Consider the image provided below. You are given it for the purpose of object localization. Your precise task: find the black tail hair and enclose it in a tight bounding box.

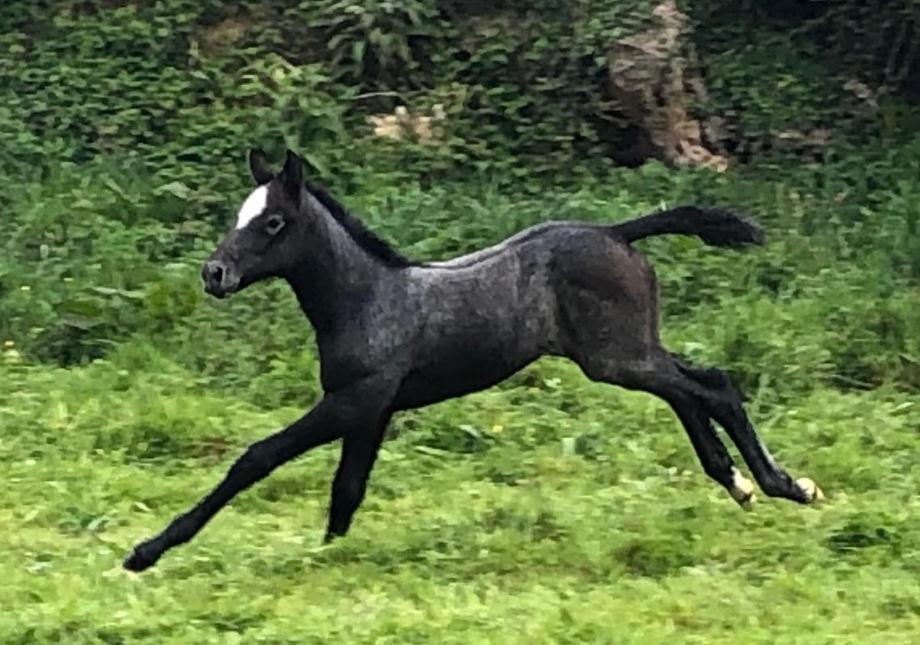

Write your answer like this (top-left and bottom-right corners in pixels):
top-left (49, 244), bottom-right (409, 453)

top-left (609, 205), bottom-right (764, 248)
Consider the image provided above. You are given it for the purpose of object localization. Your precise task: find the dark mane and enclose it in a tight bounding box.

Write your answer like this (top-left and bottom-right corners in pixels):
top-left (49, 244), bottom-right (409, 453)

top-left (305, 182), bottom-right (415, 268)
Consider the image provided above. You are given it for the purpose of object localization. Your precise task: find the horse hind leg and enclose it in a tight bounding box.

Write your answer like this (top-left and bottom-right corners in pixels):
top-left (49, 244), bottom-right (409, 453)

top-left (555, 243), bottom-right (820, 506)
top-left (673, 357), bottom-right (824, 504)
top-left (577, 347), bottom-right (822, 506)
top-left (575, 348), bottom-right (756, 508)
top-left (670, 399), bottom-right (757, 509)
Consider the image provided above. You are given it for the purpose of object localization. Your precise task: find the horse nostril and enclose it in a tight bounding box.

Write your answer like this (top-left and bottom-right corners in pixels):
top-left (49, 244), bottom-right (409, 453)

top-left (203, 261), bottom-right (225, 286)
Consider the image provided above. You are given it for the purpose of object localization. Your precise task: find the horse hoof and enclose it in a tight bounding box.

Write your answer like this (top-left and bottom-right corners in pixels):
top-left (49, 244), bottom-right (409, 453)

top-left (123, 542), bottom-right (159, 572)
top-left (729, 469), bottom-right (756, 510)
top-left (738, 492), bottom-right (757, 511)
top-left (796, 477), bottom-right (825, 504)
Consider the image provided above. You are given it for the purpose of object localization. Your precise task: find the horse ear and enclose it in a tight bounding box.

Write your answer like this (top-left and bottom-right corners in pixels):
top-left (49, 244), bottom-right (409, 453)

top-left (280, 149), bottom-right (304, 202)
top-left (248, 148), bottom-right (274, 185)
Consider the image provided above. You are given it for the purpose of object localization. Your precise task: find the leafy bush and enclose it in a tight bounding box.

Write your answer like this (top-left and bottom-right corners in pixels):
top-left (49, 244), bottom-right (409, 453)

top-left (0, 0), bottom-right (918, 388)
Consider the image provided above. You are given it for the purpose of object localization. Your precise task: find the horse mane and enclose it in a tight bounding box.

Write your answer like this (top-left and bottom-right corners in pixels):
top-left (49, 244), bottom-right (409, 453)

top-left (304, 182), bottom-right (415, 268)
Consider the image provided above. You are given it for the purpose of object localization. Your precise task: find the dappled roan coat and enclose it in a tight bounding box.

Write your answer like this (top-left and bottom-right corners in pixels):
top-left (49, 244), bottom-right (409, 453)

top-left (123, 149), bottom-right (823, 572)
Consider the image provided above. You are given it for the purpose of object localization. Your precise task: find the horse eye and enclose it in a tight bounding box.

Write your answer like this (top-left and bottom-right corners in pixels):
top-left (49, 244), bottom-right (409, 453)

top-left (265, 214), bottom-right (285, 235)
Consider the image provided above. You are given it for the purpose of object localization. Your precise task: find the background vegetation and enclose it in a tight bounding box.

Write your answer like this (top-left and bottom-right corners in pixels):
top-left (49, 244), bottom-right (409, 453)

top-left (1, 0), bottom-right (918, 642)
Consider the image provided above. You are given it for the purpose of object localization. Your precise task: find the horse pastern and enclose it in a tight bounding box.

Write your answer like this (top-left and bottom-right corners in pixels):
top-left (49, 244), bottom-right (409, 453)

top-left (729, 468), bottom-right (756, 510)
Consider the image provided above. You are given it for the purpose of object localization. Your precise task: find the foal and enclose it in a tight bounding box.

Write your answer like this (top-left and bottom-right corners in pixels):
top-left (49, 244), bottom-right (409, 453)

top-left (124, 149), bottom-right (823, 572)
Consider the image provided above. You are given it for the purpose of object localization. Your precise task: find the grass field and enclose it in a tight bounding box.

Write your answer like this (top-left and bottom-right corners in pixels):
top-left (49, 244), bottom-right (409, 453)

top-left (3, 158), bottom-right (920, 642)
top-left (2, 2), bottom-right (919, 640)
top-left (2, 330), bottom-right (918, 643)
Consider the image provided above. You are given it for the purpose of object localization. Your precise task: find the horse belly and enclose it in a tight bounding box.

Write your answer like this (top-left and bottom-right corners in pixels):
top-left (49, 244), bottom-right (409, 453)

top-left (393, 338), bottom-right (537, 409)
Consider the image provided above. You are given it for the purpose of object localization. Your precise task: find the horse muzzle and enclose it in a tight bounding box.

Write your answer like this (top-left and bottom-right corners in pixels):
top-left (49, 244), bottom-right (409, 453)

top-left (201, 259), bottom-right (240, 298)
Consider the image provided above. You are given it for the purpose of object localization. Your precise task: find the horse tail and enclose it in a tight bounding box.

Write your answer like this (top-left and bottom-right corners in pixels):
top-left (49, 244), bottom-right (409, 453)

top-left (609, 205), bottom-right (764, 248)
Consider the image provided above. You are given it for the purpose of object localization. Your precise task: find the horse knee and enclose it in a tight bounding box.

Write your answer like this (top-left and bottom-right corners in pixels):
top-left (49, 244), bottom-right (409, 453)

top-left (229, 441), bottom-right (275, 478)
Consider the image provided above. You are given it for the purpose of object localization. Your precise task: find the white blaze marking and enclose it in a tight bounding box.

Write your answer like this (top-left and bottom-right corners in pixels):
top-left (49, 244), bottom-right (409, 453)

top-left (235, 185), bottom-right (268, 230)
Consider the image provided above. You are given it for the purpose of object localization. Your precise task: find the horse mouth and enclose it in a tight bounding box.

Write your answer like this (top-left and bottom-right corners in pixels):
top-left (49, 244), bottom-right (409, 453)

top-left (204, 283), bottom-right (236, 299)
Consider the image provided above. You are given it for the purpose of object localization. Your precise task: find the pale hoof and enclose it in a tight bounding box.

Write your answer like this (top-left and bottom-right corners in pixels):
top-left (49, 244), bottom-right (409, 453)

top-left (738, 492), bottom-right (757, 511)
top-left (729, 468), bottom-right (756, 510)
top-left (796, 477), bottom-right (825, 503)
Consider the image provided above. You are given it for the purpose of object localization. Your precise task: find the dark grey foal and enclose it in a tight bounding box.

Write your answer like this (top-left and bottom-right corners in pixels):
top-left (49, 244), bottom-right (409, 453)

top-left (123, 149), bottom-right (823, 572)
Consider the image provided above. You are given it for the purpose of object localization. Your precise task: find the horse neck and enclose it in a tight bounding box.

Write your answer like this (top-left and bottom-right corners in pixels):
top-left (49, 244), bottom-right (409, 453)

top-left (285, 192), bottom-right (386, 333)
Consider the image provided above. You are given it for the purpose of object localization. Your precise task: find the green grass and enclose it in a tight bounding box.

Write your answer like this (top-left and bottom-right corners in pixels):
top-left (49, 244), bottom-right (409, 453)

top-left (3, 135), bottom-right (920, 643)
top-left (3, 3), bottom-right (919, 639)
top-left (2, 348), bottom-right (918, 643)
